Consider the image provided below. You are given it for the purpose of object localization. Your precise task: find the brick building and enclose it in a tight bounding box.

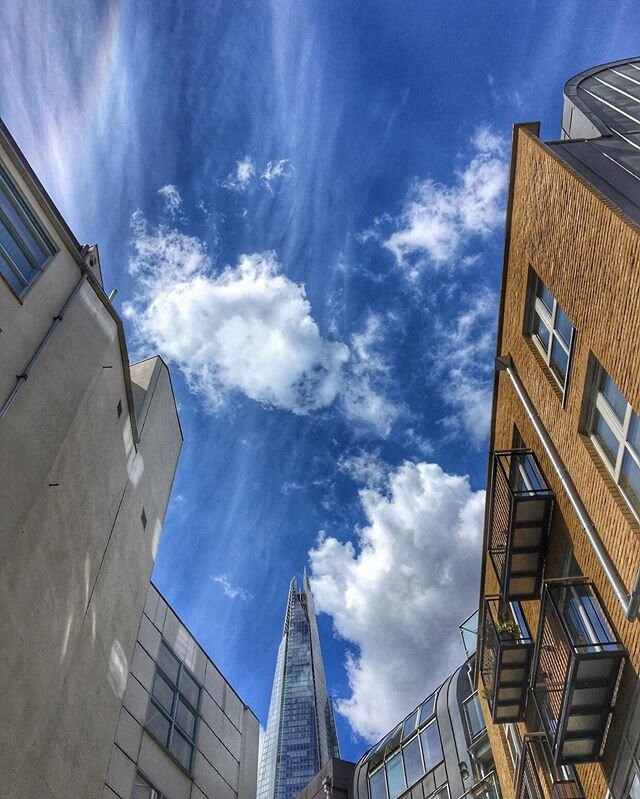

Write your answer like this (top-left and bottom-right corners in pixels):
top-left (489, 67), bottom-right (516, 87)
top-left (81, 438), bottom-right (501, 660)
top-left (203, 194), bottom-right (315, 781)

top-left (477, 59), bottom-right (640, 799)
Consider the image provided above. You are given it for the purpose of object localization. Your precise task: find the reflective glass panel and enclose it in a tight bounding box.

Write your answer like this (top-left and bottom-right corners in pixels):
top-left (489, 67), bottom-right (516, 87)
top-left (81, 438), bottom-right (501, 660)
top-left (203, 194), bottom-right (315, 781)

top-left (533, 314), bottom-right (550, 352)
top-left (370, 768), bottom-right (388, 799)
top-left (628, 413), bottom-right (640, 454)
top-left (170, 728), bottom-right (194, 771)
top-left (601, 373), bottom-right (627, 422)
top-left (403, 736), bottom-right (424, 786)
top-left (420, 722), bottom-right (443, 772)
top-left (157, 642), bottom-right (180, 684)
top-left (418, 694), bottom-right (436, 726)
top-left (594, 412), bottom-right (619, 465)
top-left (179, 670), bottom-right (200, 708)
top-left (145, 703), bottom-right (171, 746)
top-left (621, 450), bottom-right (640, 512)
top-left (550, 338), bottom-right (569, 384)
top-left (536, 280), bottom-right (554, 312)
top-left (152, 672), bottom-right (175, 714)
top-left (554, 306), bottom-right (573, 347)
top-left (386, 752), bottom-right (406, 799)
top-left (402, 710), bottom-right (419, 739)
top-left (464, 694), bottom-right (485, 739)
top-left (176, 698), bottom-right (196, 738)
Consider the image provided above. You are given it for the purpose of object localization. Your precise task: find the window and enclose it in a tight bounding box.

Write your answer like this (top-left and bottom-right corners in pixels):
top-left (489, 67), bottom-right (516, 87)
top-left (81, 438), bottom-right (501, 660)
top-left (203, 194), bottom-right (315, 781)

top-left (463, 692), bottom-right (485, 740)
top-left (145, 640), bottom-right (200, 773)
top-left (132, 772), bottom-right (166, 799)
top-left (0, 164), bottom-right (56, 296)
top-left (420, 721), bottom-right (443, 773)
top-left (584, 357), bottom-right (640, 520)
top-left (525, 270), bottom-right (575, 397)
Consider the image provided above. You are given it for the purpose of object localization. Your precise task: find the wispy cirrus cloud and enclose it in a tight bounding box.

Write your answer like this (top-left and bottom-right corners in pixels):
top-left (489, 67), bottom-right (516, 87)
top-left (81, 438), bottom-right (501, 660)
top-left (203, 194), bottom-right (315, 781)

top-left (380, 127), bottom-right (508, 277)
top-left (309, 458), bottom-right (484, 741)
top-left (213, 574), bottom-right (253, 602)
top-left (261, 158), bottom-right (293, 184)
top-left (222, 155), bottom-right (256, 191)
top-left (158, 184), bottom-right (185, 221)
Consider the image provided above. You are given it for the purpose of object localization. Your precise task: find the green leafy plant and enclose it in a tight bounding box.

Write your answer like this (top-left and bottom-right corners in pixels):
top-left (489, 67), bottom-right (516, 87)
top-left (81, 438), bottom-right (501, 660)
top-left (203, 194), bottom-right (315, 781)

top-left (495, 620), bottom-right (520, 639)
top-left (481, 685), bottom-right (492, 702)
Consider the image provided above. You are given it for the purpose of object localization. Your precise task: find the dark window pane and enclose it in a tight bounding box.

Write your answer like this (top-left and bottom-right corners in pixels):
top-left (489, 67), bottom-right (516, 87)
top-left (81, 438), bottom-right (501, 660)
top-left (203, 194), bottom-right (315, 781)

top-left (0, 220), bottom-right (37, 283)
top-left (157, 642), bottom-right (180, 685)
top-left (419, 694), bottom-right (436, 726)
top-left (594, 412), bottom-right (619, 465)
top-left (420, 722), bottom-right (443, 773)
top-left (152, 671), bottom-right (175, 714)
top-left (601, 373), bottom-right (627, 422)
top-left (403, 736), bottom-right (424, 786)
top-left (621, 450), bottom-right (640, 513)
top-left (628, 413), bottom-right (640, 454)
top-left (170, 728), bottom-right (194, 771)
top-left (370, 768), bottom-right (388, 799)
top-left (536, 279), bottom-right (554, 313)
top-left (146, 702), bottom-right (171, 747)
top-left (176, 697), bottom-right (196, 739)
top-left (179, 670), bottom-right (200, 708)
top-left (550, 338), bottom-right (569, 384)
top-left (386, 752), bottom-right (406, 799)
top-left (464, 695), bottom-right (485, 739)
top-left (402, 710), bottom-right (419, 739)
top-left (0, 251), bottom-right (25, 292)
top-left (554, 305), bottom-right (573, 347)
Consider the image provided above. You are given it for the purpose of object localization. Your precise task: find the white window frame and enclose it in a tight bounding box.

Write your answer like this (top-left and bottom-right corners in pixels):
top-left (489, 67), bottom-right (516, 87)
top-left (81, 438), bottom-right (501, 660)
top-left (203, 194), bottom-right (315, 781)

top-left (584, 358), bottom-right (640, 524)
top-left (526, 271), bottom-right (576, 404)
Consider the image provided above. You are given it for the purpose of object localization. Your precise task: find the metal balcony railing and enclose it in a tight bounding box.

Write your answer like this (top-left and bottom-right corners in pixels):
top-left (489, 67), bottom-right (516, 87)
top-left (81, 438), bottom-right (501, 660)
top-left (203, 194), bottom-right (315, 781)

top-left (480, 597), bottom-right (534, 723)
top-left (458, 771), bottom-right (501, 799)
top-left (515, 737), bottom-right (585, 799)
top-left (531, 579), bottom-right (627, 764)
top-left (488, 450), bottom-right (554, 601)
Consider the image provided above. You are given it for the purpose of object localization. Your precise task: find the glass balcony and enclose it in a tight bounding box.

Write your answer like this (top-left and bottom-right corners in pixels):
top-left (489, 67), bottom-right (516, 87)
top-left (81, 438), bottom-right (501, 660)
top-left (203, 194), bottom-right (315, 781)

top-left (480, 597), bottom-right (534, 723)
top-left (531, 579), bottom-right (627, 764)
top-left (489, 450), bottom-right (554, 601)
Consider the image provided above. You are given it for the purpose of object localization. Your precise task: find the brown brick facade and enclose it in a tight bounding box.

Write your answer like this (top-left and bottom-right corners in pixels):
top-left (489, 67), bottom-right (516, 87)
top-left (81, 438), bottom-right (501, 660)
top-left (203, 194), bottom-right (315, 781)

top-left (480, 127), bottom-right (640, 799)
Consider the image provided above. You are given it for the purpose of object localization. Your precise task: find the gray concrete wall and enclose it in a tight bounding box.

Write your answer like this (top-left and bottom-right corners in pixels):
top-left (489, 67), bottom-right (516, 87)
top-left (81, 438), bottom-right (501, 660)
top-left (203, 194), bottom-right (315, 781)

top-left (0, 141), bottom-right (182, 797)
top-left (105, 583), bottom-right (260, 799)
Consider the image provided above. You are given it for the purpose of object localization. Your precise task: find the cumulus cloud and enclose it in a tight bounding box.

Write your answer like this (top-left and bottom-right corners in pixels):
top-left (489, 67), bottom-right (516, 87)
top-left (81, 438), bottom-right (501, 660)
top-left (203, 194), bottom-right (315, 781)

top-left (338, 449), bottom-right (388, 493)
top-left (124, 213), bottom-right (349, 414)
top-left (431, 292), bottom-right (497, 446)
top-left (158, 184), bottom-right (184, 220)
top-left (383, 127), bottom-right (508, 275)
top-left (212, 574), bottom-right (253, 601)
top-left (223, 155), bottom-right (256, 191)
top-left (308, 460), bottom-right (484, 742)
top-left (341, 315), bottom-right (403, 438)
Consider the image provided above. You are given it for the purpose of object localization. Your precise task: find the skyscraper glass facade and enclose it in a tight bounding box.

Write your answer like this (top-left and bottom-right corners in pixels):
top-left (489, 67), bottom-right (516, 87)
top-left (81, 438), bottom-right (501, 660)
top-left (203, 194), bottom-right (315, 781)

top-left (257, 575), bottom-right (340, 799)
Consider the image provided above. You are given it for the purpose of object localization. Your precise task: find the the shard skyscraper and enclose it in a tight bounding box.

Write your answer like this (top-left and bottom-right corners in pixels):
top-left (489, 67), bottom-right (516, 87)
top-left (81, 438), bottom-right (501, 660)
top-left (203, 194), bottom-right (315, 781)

top-left (257, 574), bottom-right (340, 799)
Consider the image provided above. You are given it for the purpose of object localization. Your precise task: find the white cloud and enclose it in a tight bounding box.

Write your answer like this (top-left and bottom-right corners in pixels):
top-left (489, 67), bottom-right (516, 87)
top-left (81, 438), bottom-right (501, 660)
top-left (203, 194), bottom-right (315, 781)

top-left (212, 574), bottom-right (253, 601)
top-left (431, 292), bottom-right (496, 446)
top-left (223, 155), bottom-right (256, 191)
top-left (338, 449), bottom-right (388, 493)
top-left (158, 184), bottom-right (184, 220)
top-left (124, 214), bottom-right (349, 414)
top-left (308, 460), bottom-right (484, 742)
top-left (340, 315), bottom-right (403, 438)
top-left (261, 159), bottom-right (293, 183)
top-left (383, 127), bottom-right (508, 275)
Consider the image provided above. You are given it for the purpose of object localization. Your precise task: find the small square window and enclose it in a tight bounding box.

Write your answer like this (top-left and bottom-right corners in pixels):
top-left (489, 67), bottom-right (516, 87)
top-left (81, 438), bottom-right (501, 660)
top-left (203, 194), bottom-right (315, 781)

top-left (525, 269), bottom-right (576, 402)
top-left (583, 355), bottom-right (640, 522)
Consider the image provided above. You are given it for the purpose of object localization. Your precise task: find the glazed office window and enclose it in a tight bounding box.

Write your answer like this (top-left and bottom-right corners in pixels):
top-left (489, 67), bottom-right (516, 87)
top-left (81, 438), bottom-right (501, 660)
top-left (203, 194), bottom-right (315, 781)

top-left (131, 772), bottom-right (166, 799)
top-left (525, 270), bottom-right (575, 398)
top-left (584, 357), bottom-right (640, 521)
top-left (145, 640), bottom-right (201, 773)
top-left (0, 164), bottom-right (56, 296)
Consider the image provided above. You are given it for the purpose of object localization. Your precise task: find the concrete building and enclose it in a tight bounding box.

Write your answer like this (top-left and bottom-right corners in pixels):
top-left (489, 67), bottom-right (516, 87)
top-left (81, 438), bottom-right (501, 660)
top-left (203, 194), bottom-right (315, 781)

top-left (351, 653), bottom-right (499, 799)
top-left (294, 758), bottom-right (356, 799)
top-left (0, 119), bottom-right (182, 797)
top-left (258, 574), bottom-right (341, 799)
top-left (477, 58), bottom-right (640, 799)
top-left (106, 582), bottom-right (260, 799)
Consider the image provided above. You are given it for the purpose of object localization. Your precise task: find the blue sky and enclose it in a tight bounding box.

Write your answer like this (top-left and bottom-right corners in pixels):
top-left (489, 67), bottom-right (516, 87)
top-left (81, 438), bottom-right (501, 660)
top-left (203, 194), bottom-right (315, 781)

top-left (3, 0), bottom-right (640, 762)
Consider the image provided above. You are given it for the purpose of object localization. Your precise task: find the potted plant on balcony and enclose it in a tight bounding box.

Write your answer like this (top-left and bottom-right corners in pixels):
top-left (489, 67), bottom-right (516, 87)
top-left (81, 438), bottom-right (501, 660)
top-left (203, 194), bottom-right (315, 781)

top-left (495, 620), bottom-right (520, 640)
